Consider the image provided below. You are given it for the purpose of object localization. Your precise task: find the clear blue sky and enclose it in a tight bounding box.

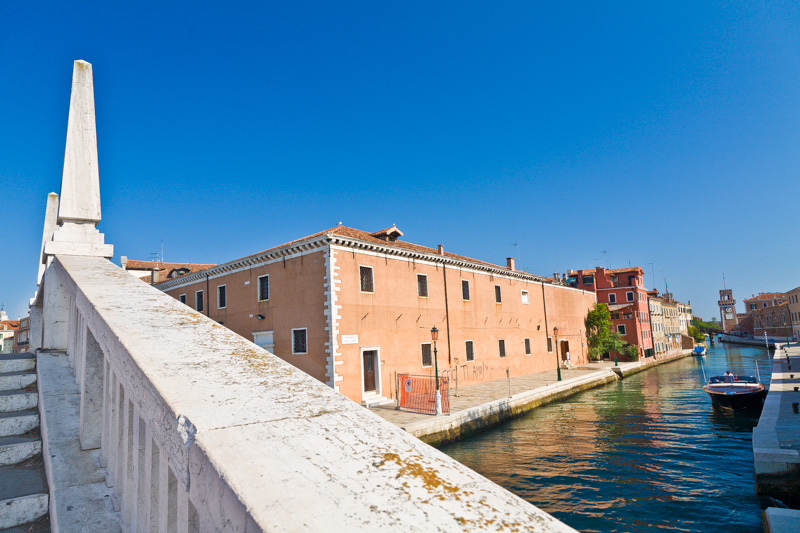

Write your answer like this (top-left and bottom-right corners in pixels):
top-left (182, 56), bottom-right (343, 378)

top-left (2, 2), bottom-right (799, 322)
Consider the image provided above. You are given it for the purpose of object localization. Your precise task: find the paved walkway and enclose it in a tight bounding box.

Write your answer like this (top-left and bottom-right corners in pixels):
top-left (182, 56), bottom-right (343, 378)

top-left (371, 361), bottom-right (636, 427)
top-left (371, 352), bottom-right (693, 445)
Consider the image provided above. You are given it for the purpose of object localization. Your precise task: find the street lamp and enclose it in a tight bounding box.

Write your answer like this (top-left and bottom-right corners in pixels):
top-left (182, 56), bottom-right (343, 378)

top-left (431, 326), bottom-right (442, 415)
top-left (553, 326), bottom-right (562, 381)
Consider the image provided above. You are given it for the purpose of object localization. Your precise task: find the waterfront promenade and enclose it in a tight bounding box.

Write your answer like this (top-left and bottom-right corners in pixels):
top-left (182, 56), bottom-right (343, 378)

top-left (372, 350), bottom-right (692, 446)
top-left (754, 343), bottom-right (800, 532)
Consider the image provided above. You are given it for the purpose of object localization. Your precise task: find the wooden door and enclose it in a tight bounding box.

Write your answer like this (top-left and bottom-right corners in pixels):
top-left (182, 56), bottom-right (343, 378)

top-left (363, 350), bottom-right (377, 392)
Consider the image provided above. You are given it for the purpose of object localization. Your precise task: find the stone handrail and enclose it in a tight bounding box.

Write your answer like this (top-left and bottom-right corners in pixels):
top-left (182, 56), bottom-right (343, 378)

top-left (45, 254), bottom-right (574, 532)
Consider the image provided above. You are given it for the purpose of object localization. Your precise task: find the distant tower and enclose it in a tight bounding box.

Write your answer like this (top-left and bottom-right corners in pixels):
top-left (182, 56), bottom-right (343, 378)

top-left (718, 289), bottom-right (739, 332)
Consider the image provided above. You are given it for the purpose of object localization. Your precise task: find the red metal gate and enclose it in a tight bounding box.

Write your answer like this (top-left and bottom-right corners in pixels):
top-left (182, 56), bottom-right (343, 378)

top-left (397, 373), bottom-right (450, 415)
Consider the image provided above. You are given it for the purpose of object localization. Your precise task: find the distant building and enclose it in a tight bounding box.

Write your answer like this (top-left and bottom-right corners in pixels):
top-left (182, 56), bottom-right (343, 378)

top-left (120, 258), bottom-right (216, 285)
top-left (0, 308), bottom-right (19, 354)
top-left (14, 315), bottom-right (30, 353)
top-left (787, 286), bottom-right (800, 342)
top-left (744, 292), bottom-right (787, 313)
top-left (718, 289), bottom-right (738, 332)
top-left (647, 291), bottom-right (667, 357)
top-left (751, 302), bottom-right (792, 341)
top-left (567, 266), bottom-right (654, 359)
top-left (155, 225), bottom-right (597, 405)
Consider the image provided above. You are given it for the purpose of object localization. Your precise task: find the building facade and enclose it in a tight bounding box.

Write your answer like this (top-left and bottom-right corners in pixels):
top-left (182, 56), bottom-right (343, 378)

top-left (156, 225), bottom-right (597, 405)
top-left (13, 315), bottom-right (30, 353)
top-left (567, 266), bottom-right (653, 359)
top-left (752, 302), bottom-right (793, 341)
top-left (648, 293), bottom-right (667, 357)
top-left (787, 286), bottom-right (800, 342)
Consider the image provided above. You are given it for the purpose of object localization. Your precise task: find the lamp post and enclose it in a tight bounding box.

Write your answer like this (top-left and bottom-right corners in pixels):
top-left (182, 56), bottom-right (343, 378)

top-left (553, 327), bottom-right (562, 381)
top-left (431, 326), bottom-right (442, 415)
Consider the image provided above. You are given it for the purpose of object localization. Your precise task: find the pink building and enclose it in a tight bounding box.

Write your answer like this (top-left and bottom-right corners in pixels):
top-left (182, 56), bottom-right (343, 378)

top-left (153, 225), bottom-right (597, 405)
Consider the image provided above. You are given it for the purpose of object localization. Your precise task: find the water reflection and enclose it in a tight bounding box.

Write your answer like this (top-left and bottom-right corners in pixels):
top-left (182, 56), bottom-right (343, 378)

top-left (442, 344), bottom-right (771, 533)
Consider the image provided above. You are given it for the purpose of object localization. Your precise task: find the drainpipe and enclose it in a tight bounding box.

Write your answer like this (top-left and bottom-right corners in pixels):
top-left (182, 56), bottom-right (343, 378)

top-left (541, 280), bottom-right (550, 358)
top-left (205, 274), bottom-right (210, 317)
top-left (440, 247), bottom-right (453, 365)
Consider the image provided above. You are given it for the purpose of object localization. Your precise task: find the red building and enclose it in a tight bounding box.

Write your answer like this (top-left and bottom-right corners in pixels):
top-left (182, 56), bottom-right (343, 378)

top-left (567, 267), bottom-right (654, 360)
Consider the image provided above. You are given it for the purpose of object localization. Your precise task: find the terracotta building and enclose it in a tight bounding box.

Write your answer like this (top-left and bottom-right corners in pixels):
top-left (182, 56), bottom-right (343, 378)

top-left (121, 258), bottom-right (216, 284)
top-left (13, 315), bottom-right (30, 353)
top-left (751, 302), bottom-right (793, 342)
top-left (787, 286), bottom-right (800, 342)
top-left (154, 225), bottom-right (596, 405)
top-left (566, 266), bottom-right (654, 359)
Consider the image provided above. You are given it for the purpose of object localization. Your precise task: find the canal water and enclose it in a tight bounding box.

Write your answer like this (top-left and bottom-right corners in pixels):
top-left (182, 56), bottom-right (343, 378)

top-left (441, 342), bottom-right (773, 533)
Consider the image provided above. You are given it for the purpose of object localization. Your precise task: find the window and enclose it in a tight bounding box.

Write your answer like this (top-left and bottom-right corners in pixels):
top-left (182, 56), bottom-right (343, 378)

top-left (617, 324), bottom-right (626, 335)
top-left (626, 291), bottom-right (634, 302)
top-left (417, 274), bottom-right (428, 297)
top-left (495, 285), bottom-right (502, 303)
top-left (498, 339), bottom-right (506, 358)
top-left (421, 343), bottom-right (433, 367)
top-left (252, 331), bottom-right (274, 352)
top-left (609, 293), bottom-right (617, 304)
top-left (258, 275), bottom-right (269, 301)
top-left (461, 280), bottom-right (470, 301)
top-left (547, 336), bottom-right (553, 352)
top-left (178, 294), bottom-right (187, 304)
top-left (521, 290), bottom-right (529, 304)
top-left (582, 275), bottom-right (594, 285)
top-left (217, 285), bottom-right (227, 309)
top-left (465, 340), bottom-right (474, 362)
top-left (195, 290), bottom-right (204, 312)
top-left (524, 338), bottom-right (531, 355)
top-left (360, 266), bottom-right (374, 293)
top-left (763, 303), bottom-right (768, 308)
top-left (292, 328), bottom-right (307, 354)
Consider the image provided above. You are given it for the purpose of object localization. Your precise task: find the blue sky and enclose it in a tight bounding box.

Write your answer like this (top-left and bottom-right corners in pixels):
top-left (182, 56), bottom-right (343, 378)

top-left (2, 2), bottom-right (799, 322)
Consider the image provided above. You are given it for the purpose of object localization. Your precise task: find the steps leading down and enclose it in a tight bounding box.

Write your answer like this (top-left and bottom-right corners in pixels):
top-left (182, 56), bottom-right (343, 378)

top-left (0, 353), bottom-right (49, 531)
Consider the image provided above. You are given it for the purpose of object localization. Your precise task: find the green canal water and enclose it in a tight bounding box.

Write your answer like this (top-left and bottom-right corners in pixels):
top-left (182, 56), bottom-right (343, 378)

top-left (441, 342), bottom-right (774, 532)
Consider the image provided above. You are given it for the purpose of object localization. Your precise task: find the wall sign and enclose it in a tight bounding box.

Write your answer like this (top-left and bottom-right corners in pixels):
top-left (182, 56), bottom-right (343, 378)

top-left (341, 335), bottom-right (359, 345)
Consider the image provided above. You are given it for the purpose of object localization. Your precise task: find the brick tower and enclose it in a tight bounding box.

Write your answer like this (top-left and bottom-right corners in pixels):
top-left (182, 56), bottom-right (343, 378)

top-left (718, 289), bottom-right (738, 332)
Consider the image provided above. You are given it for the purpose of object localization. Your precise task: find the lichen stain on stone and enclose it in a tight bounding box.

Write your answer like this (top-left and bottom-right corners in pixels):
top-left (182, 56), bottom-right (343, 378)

top-left (378, 453), bottom-right (459, 495)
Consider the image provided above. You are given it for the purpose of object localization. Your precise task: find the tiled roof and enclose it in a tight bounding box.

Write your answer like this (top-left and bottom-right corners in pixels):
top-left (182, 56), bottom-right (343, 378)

top-left (744, 292), bottom-right (787, 302)
top-left (240, 225), bottom-right (508, 271)
top-left (0, 320), bottom-right (20, 330)
top-left (125, 260), bottom-right (216, 272)
top-left (155, 224), bottom-right (555, 289)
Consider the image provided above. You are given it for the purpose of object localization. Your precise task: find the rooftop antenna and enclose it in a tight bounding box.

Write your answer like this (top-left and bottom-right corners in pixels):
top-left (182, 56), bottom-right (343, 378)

top-left (161, 240), bottom-right (164, 264)
top-left (601, 250), bottom-right (609, 268)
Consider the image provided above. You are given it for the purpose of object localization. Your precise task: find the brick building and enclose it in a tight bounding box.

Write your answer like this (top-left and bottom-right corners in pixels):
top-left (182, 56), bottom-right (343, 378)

top-left (154, 225), bottom-right (596, 405)
top-left (567, 266), bottom-right (653, 359)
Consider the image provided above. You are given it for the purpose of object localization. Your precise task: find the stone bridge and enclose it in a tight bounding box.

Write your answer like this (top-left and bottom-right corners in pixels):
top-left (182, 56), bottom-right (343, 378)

top-left (9, 60), bottom-right (576, 532)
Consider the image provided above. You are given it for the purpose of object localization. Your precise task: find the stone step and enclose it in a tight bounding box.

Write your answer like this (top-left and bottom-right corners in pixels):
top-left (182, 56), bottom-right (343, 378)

top-left (0, 493), bottom-right (49, 530)
top-left (0, 389), bottom-right (38, 413)
top-left (0, 371), bottom-right (37, 392)
top-left (0, 354), bottom-right (36, 374)
top-left (0, 458), bottom-right (49, 529)
top-left (0, 434), bottom-right (42, 466)
top-left (0, 409), bottom-right (39, 438)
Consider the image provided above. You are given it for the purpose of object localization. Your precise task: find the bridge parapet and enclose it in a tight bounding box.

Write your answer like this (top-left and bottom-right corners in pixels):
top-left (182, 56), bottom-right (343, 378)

top-left (39, 254), bottom-right (574, 531)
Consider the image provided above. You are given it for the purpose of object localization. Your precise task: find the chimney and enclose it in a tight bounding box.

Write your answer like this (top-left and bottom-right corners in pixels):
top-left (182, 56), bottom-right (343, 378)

top-left (554, 273), bottom-right (559, 280)
top-left (506, 257), bottom-right (515, 270)
top-left (121, 255), bottom-right (128, 270)
top-left (437, 245), bottom-right (444, 255)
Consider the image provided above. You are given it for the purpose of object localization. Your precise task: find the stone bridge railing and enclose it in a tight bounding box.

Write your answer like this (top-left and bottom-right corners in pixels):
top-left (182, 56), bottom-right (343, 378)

top-left (34, 254), bottom-right (573, 532)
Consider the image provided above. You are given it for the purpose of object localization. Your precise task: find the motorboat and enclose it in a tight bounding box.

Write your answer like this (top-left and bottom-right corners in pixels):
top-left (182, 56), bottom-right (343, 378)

top-left (692, 346), bottom-right (706, 356)
top-left (702, 374), bottom-right (767, 410)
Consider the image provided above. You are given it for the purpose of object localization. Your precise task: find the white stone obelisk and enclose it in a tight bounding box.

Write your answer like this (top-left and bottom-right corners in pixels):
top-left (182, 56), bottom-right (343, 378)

top-left (44, 60), bottom-right (113, 259)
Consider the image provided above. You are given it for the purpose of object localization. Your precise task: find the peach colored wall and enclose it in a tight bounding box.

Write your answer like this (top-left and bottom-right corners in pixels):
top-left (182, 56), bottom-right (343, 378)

top-left (333, 248), bottom-right (596, 403)
top-left (162, 250), bottom-right (330, 383)
top-left (161, 245), bottom-right (596, 405)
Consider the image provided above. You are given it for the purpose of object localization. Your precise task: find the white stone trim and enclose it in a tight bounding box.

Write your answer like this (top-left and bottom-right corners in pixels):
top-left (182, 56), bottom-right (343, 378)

top-left (323, 247), bottom-right (342, 391)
